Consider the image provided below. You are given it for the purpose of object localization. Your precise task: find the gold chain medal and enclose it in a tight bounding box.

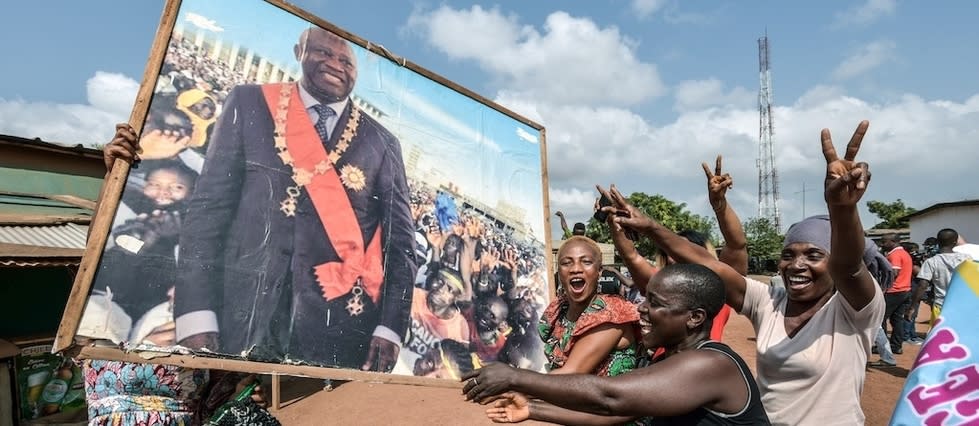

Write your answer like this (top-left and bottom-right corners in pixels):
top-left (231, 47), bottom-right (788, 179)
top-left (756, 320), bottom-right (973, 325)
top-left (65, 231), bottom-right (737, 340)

top-left (270, 84), bottom-right (362, 217)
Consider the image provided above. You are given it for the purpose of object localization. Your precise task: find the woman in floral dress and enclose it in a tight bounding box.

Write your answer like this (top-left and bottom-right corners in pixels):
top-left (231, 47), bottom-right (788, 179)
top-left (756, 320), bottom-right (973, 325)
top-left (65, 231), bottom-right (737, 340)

top-left (539, 236), bottom-right (640, 376)
top-left (84, 360), bottom-right (206, 425)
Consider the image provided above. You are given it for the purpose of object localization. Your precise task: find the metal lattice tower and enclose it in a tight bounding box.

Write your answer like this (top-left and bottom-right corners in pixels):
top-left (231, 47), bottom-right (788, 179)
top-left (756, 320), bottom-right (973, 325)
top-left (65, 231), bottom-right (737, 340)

top-left (757, 35), bottom-right (781, 231)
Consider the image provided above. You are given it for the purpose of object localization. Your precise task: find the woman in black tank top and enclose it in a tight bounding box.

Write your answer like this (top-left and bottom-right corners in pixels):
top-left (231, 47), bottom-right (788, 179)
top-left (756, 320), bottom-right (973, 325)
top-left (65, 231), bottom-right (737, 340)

top-left (462, 264), bottom-right (770, 425)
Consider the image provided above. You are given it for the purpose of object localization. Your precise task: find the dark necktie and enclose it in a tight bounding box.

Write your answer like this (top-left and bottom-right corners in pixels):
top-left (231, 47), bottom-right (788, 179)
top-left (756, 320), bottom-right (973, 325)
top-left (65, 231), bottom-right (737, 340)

top-left (312, 104), bottom-right (336, 144)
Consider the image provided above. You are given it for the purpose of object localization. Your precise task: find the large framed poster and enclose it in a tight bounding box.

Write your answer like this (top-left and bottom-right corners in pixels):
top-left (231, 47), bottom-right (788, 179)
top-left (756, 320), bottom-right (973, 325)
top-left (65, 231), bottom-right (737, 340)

top-left (55, 0), bottom-right (551, 385)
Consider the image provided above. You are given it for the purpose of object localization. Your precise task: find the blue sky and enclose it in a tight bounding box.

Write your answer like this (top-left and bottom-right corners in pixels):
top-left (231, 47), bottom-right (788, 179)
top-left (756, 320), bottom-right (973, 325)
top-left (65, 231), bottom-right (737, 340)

top-left (2, 0), bottom-right (978, 240)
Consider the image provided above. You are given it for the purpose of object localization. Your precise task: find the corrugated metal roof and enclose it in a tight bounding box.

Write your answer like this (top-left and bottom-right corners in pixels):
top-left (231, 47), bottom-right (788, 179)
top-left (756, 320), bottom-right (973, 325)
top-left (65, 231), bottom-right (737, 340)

top-left (0, 223), bottom-right (88, 249)
top-left (0, 258), bottom-right (79, 267)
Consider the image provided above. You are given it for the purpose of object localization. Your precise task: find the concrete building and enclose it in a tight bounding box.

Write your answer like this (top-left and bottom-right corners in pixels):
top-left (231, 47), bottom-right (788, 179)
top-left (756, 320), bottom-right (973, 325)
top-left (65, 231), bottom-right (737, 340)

top-left (903, 199), bottom-right (979, 245)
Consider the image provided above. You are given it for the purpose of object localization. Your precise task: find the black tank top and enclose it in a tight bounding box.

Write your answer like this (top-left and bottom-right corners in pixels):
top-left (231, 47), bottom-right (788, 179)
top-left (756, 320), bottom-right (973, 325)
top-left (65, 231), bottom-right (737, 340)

top-left (639, 341), bottom-right (771, 426)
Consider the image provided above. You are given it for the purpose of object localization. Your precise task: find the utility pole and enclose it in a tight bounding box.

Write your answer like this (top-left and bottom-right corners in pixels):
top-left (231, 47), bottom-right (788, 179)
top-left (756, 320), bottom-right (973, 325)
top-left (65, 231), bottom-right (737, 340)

top-left (794, 182), bottom-right (817, 220)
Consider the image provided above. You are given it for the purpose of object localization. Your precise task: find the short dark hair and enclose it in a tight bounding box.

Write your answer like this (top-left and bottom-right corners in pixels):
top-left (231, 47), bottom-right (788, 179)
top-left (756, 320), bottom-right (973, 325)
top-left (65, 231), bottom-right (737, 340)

top-left (657, 263), bottom-right (726, 319)
top-left (572, 222), bottom-right (587, 235)
top-left (881, 233), bottom-right (900, 243)
top-left (937, 228), bottom-right (959, 247)
top-left (143, 160), bottom-right (198, 185)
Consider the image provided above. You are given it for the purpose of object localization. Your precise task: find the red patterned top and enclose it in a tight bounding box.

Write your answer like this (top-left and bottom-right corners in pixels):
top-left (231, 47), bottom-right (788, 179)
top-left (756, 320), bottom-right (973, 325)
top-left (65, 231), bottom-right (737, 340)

top-left (539, 294), bottom-right (641, 376)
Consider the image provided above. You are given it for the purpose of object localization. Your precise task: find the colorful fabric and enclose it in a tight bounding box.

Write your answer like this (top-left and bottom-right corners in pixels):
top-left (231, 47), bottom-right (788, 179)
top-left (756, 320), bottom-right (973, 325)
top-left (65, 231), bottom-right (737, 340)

top-left (709, 304), bottom-right (732, 341)
top-left (85, 360), bottom-right (207, 426)
top-left (404, 287), bottom-right (470, 356)
top-left (539, 294), bottom-right (640, 377)
top-left (890, 260), bottom-right (979, 425)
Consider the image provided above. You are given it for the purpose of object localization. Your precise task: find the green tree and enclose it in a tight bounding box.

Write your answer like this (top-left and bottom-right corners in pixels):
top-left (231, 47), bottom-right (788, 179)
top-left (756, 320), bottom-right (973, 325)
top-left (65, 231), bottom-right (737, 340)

top-left (584, 192), bottom-right (715, 258)
top-left (743, 217), bottom-right (783, 271)
top-left (866, 199), bottom-right (917, 229)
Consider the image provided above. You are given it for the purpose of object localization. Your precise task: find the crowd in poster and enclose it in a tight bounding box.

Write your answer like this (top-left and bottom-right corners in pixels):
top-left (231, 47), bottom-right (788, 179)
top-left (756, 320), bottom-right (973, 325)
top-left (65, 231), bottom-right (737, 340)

top-left (77, 0), bottom-right (549, 379)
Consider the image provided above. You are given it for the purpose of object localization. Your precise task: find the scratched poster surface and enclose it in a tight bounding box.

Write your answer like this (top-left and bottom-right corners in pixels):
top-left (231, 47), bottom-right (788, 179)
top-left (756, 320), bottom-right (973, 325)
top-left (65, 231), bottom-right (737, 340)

top-left (76, 0), bottom-right (549, 379)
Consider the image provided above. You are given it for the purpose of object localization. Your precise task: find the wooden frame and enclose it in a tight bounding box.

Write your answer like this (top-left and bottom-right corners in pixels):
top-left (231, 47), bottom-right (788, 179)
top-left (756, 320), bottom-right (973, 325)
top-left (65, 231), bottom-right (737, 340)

top-left (54, 0), bottom-right (552, 387)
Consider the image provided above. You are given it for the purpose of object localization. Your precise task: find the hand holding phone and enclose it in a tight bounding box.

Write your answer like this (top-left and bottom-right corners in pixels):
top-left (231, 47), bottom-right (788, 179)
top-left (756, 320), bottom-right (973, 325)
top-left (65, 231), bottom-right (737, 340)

top-left (593, 194), bottom-right (613, 222)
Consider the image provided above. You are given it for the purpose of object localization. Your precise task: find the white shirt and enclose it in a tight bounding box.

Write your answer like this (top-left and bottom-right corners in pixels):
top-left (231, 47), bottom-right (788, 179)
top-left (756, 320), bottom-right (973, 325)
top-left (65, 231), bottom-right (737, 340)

top-left (741, 277), bottom-right (885, 425)
top-left (297, 82), bottom-right (348, 141)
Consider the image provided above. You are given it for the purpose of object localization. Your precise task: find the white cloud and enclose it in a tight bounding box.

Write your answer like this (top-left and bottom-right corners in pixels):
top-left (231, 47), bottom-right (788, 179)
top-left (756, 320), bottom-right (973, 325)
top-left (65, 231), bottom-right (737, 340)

top-left (185, 13), bottom-right (224, 33)
top-left (831, 40), bottom-right (897, 80)
top-left (549, 187), bottom-right (600, 224)
top-left (409, 5), bottom-right (978, 235)
top-left (406, 6), bottom-right (665, 107)
top-left (631, 0), bottom-right (667, 19)
top-left (516, 127), bottom-right (539, 144)
top-left (834, 0), bottom-right (897, 27)
top-left (674, 78), bottom-right (754, 112)
top-left (0, 72), bottom-right (138, 146)
top-left (500, 87), bottom-right (979, 235)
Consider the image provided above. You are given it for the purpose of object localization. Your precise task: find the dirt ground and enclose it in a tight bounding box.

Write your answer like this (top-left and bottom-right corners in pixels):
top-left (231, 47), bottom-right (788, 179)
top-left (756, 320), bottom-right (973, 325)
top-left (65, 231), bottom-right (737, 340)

top-left (273, 289), bottom-right (925, 425)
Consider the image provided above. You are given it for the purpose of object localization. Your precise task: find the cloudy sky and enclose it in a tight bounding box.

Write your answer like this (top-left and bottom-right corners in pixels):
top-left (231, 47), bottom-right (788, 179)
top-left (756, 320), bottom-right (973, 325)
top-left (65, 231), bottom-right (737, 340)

top-left (2, 0), bottom-right (977, 240)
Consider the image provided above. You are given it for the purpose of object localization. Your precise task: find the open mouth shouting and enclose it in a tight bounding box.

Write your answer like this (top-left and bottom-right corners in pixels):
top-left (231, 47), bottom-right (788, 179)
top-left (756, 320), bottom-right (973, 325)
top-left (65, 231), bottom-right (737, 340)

top-left (567, 277), bottom-right (588, 296)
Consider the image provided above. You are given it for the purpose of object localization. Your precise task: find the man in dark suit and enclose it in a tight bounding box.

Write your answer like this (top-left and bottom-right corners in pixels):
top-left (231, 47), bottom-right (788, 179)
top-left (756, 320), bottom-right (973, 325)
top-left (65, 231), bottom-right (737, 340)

top-left (174, 26), bottom-right (417, 372)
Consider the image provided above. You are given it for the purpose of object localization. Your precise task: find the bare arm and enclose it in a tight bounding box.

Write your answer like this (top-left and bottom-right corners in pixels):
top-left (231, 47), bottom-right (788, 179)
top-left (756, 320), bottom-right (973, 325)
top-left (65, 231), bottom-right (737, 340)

top-left (822, 121), bottom-right (877, 310)
top-left (556, 211), bottom-right (571, 236)
top-left (91, 124), bottom-right (140, 238)
top-left (465, 350), bottom-right (739, 419)
top-left (702, 156), bottom-right (748, 276)
top-left (549, 323), bottom-right (635, 375)
top-left (529, 400), bottom-right (635, 425)
top-left (606, 210), bottom-right (657, 288)
top-left (484, 392), bottom-right (634, 425)
top-left (600, 185), bottom-right (748, 311)
top-left (602, 267), bottom-right (634, 289)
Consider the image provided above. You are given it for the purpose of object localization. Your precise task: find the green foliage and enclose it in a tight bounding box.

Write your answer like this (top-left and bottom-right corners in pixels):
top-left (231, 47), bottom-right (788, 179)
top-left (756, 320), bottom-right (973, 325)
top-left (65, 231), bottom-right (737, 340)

top-left (743, 217), bottom-right (784, 268)
top-left (867, 199), bottom-right (917, 229)
top-left (584, 192), bottom-right (715, 258)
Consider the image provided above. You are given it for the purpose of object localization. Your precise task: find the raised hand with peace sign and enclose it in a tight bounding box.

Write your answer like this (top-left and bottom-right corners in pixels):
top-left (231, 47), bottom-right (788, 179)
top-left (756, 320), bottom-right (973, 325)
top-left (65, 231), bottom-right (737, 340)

top-left (702, 155), bottom-right (733, 212)
top-left (822, 120), bottom-right (871, 207)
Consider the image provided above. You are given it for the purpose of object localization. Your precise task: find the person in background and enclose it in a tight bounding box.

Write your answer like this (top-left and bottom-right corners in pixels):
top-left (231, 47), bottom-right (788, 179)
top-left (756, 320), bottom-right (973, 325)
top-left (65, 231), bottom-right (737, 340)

top-left (555, 210), bottom-right (586, 240)
top-left (879, 233), bottom-right (912, 355)
top-left (698, 155), bottom-right (748, 341)
top-left (908, 228), bottom-right (973, 327)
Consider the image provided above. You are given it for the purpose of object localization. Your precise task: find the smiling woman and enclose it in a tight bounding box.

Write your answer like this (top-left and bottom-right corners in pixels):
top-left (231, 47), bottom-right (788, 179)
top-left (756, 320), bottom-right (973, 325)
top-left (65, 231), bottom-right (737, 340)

top-left (540, 236), bottom-right (640, 377)
top-left (589, 120), bottom-right (886, 425)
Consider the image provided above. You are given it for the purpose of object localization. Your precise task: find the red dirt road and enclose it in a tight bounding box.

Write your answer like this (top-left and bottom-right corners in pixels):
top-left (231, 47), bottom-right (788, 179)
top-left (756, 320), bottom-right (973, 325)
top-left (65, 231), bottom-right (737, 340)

top-left (274, 299), bottom-right (925, 425)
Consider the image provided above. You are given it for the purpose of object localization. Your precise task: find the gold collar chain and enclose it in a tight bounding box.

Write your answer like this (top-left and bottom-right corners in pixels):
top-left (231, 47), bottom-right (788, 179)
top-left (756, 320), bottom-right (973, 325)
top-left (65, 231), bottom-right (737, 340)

top-left (272, 84), bottom-right (363, 217)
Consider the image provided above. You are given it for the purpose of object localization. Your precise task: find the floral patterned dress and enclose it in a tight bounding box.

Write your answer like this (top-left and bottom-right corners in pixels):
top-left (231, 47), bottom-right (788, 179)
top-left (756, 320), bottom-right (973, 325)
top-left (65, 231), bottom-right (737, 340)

top-left (538, 294), bottom-right (640, 376)
top-left (84, 360), bottom-right (208, 426)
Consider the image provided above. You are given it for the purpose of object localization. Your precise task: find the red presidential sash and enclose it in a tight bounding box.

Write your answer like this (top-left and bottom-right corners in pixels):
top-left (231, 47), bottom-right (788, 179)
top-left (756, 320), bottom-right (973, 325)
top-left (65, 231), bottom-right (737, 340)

top-left (261, 83), bottom-right (384, 303)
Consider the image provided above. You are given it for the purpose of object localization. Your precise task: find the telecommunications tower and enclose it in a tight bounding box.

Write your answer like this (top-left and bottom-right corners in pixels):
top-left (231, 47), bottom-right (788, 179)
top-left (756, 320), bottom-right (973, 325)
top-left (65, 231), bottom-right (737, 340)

top-left (757, 34), bottom-right (781, 231)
